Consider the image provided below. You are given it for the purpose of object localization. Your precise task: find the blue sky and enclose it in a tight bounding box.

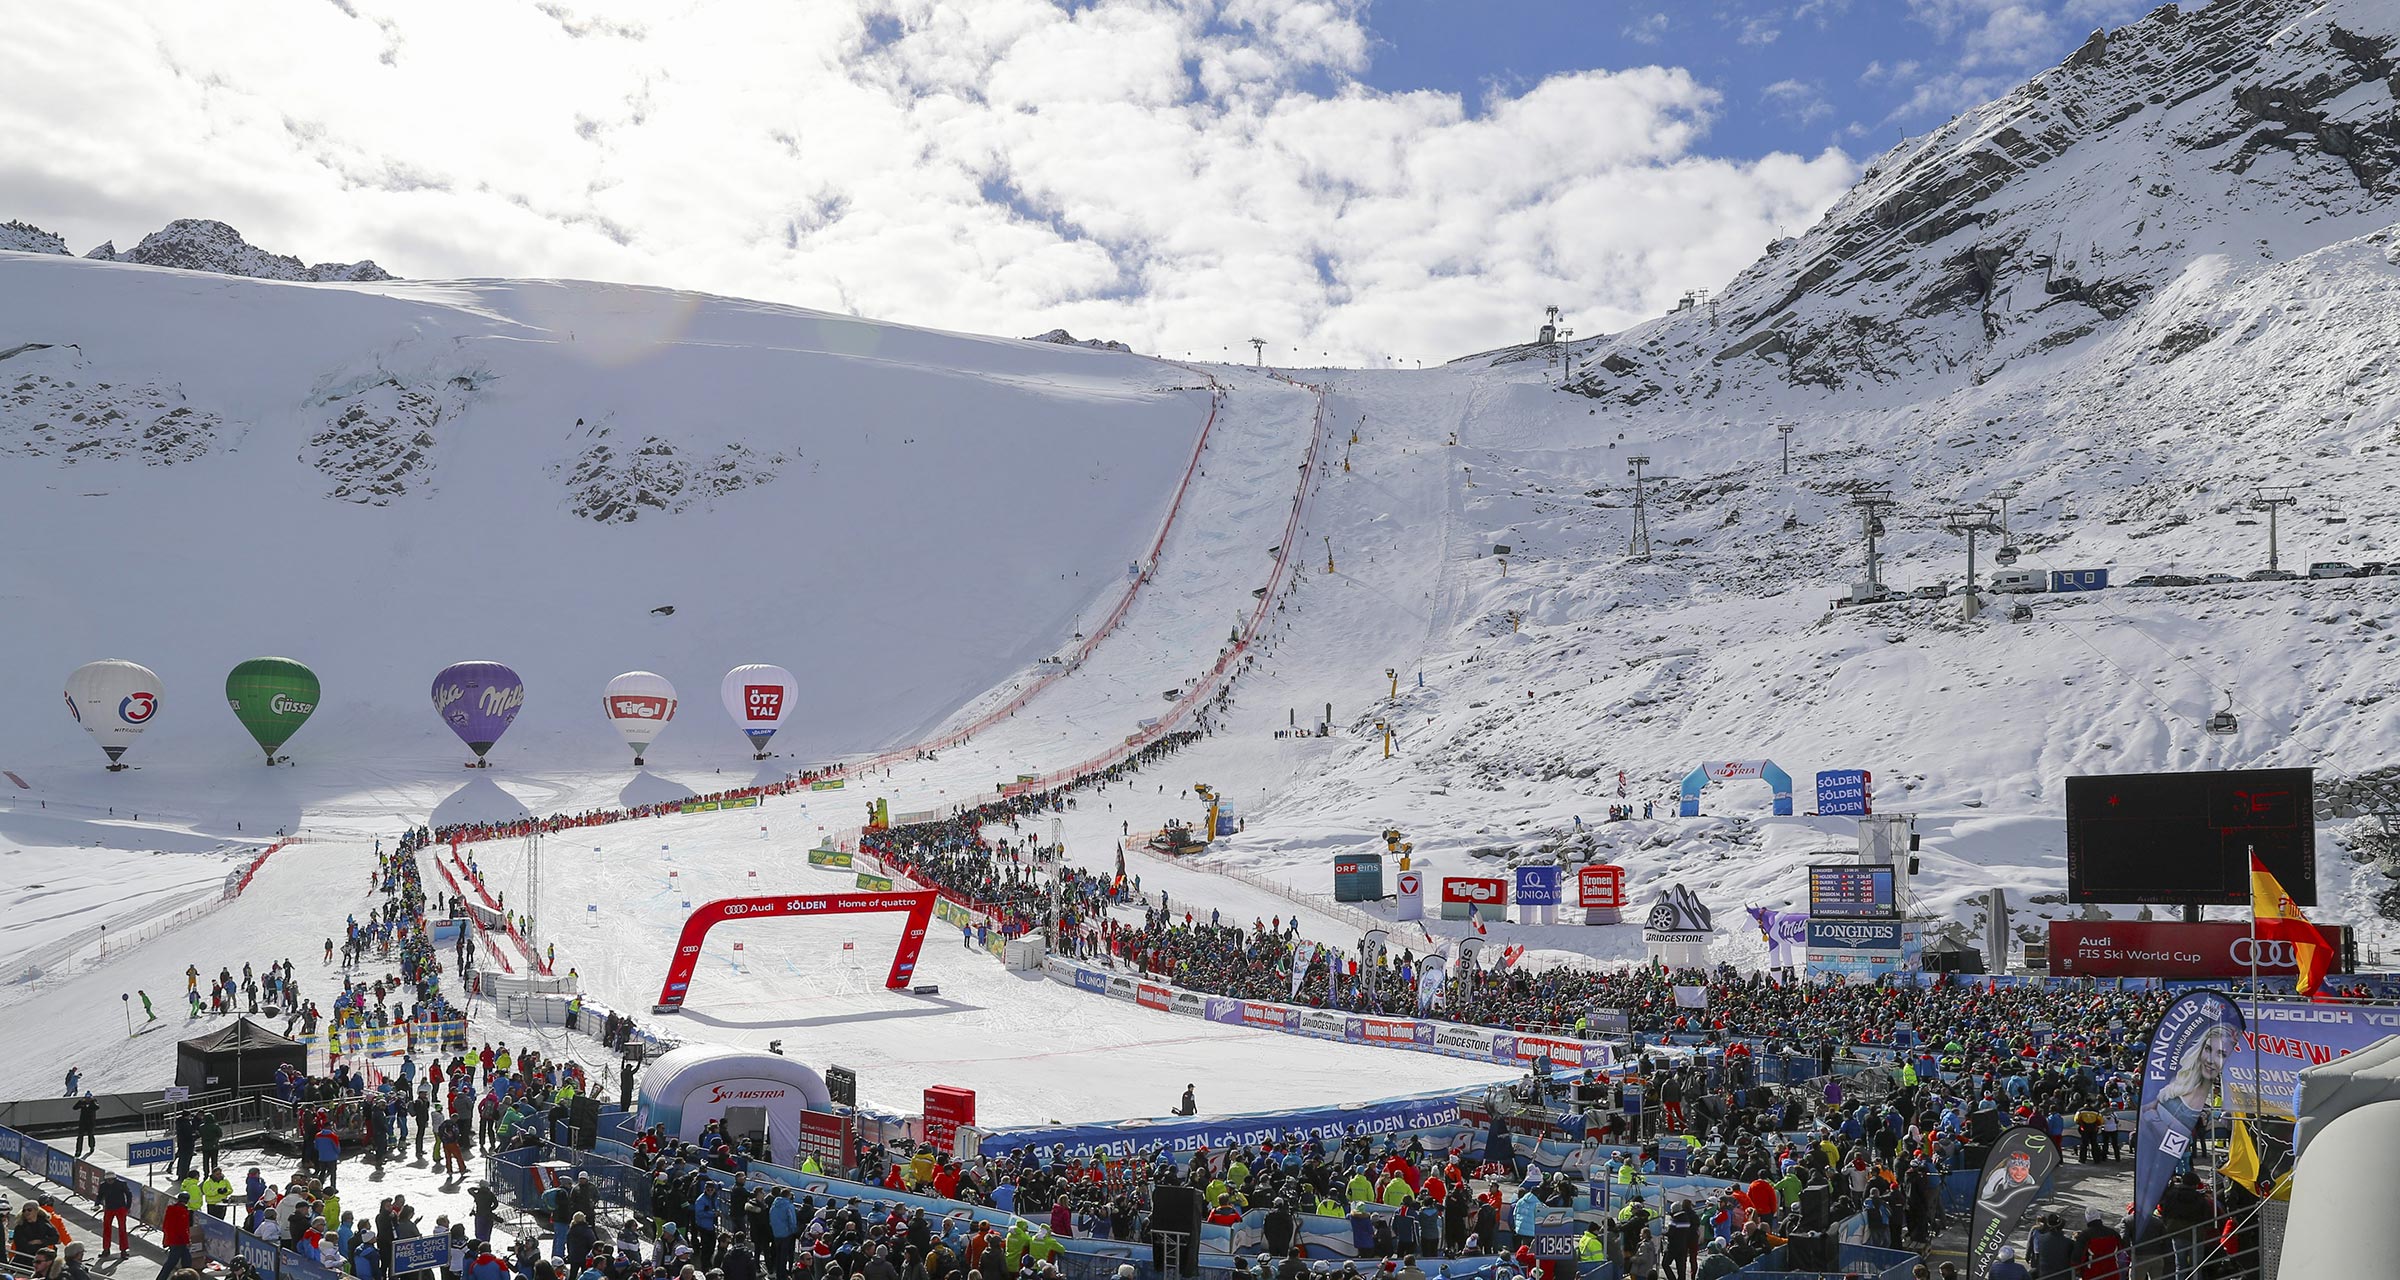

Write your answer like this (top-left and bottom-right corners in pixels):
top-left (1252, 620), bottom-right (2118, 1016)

top-left (4, 0), bottom-right (2185, 361)
top-left (1354, 0), bottom-right (2173, 159)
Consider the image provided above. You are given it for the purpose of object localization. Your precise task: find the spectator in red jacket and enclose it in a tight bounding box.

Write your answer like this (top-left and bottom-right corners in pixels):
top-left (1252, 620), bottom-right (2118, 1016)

top-left (160, 1192), bottom-right (196, 1276)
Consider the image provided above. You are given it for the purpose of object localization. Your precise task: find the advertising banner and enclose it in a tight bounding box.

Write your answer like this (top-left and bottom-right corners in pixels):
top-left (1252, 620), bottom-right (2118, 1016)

top-left (1815, 769), bottom-right (1873, 816)
top-left (1136, 982), bottom-right (1173, 1012)
top-left (1394, 869), bottom-right (1424, 921)
top-left (1429, 1023), bottom-right (1497, 1060)
top-left (1576, 864), bottom-right (1627, 910)
top-left (1349, 1016), bottom-right (1418, 1048)
top-left (683, 800), bottom-right (722, 814)
top-left (797, 1109), bottom-right (855, 1170)
top-left (1333, 854), bottom-right (1386, 903)
top-left (1170, 990), bottom-right (1206, 1018)
top-left (723, 795), bottom-right (761, 810)
top-left (1298, 1009), bottom-right (1348, 1040)
top-left (1106, 975), bottom-right (1137, 1002)
top-left (855, 872), bottom-right (896, 891)
top-left (1805, 919), bottom-right (1905, 950)
top-left (1075, 968), bottom-right (1109, 995)
top-left (977, 1091), bottom-right (1465, 1160)
top-left (2047, 920), bottom-right (2350, 980)
top-left (1440, 876), bottom-right (1506, 920)
top-left (806, 848), bottom-right (854, 869)
top-left (810, 779), bottom-right (847, 791)
top-left (1515, 865), bottom-right (1563, 907)
top-left (2225, 998), bottom-right (2400, 1119)
top-left (1240, 1001), bottom-right (1299, 1032)
top-left (1966, 1127), bottom-right (2059, 1280)
top-left (2132, 991), bottom-right (2243, 1245)
top-left (1204, 996), bottom-right (1243, 1024)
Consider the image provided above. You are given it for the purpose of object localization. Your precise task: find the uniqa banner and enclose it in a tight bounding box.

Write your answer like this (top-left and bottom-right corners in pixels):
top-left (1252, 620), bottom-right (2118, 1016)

top-left (2132, 990), bottom-right (2243, 1245)
top-left (1966, 1126), bottom-right (2058, 1280)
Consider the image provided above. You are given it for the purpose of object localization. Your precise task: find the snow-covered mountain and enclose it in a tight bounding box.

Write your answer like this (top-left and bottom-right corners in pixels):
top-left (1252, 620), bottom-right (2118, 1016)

top-left (1, 0), bottom-right (2396, 985)
top-left (6, 217), bottom-right (398, 282)
top-left (1025, 328), bottom-right (1135, 354)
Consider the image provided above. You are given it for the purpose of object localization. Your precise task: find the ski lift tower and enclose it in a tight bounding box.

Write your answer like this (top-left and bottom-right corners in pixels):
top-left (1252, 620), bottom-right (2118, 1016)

top-left (1942, 505), bottom-right (2003, 620)
top-left (2250, 485), bottom-right (2302, 573)
top-left (1632, 456), bottom-right (1651, 561)
top-left (1850, 488), bottom-right (1896, 603)
top-left (1249, 337), bottom-right (1266, 368)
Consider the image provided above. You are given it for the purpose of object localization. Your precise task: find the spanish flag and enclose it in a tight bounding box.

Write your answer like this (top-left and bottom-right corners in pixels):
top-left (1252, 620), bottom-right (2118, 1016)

top-left (2249, 852), bottom-right (2335, 998)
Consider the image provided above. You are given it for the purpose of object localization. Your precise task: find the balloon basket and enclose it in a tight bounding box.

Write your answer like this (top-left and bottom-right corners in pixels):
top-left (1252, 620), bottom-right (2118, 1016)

top-left (106, 763), bottom-right (128, 773)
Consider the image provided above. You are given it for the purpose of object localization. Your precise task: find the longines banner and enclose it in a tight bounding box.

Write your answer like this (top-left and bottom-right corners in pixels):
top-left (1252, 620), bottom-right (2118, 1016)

top-left (2047, 920), bottom-right (2348, 980)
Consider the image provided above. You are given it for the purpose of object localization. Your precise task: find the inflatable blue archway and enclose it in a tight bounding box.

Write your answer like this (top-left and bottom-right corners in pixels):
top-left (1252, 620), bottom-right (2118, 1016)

top-left (1678, 760), bottom-right (1794, 817)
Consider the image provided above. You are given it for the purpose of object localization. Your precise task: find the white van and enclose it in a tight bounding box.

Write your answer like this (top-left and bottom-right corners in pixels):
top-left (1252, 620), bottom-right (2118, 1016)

top-left (1989, 569), bottom-right (2045, 594)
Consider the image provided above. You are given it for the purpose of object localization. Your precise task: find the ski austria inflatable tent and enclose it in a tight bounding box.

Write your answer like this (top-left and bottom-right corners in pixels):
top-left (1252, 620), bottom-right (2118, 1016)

top-left (636, 1045), bottom-right (833, 1167)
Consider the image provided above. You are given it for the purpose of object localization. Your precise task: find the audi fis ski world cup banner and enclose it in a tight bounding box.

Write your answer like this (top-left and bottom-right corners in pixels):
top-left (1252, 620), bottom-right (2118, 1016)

top-left (2132, 991), bottom-right (2243, 1245)
top-left (1967, 1127), bottom-right (2059, 1280)
top-left (1814, 769), bottom-right (1872, 816)
top-left (2046, 920), bottom-right (2349, 980)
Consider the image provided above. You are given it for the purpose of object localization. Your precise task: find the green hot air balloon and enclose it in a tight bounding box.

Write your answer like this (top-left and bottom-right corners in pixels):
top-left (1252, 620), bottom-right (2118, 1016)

top-left (225, 657), bottom-right (321, 763)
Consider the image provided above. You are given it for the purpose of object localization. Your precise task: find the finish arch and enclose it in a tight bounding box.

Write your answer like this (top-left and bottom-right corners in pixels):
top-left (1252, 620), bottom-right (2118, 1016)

top-left (654, 889), bottom-right (936, 1012)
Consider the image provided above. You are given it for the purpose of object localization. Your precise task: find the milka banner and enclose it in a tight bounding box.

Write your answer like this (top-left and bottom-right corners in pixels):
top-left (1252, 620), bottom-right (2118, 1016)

top-left (2132, 990), bottom-right (2243, 1246)
top-left (1966, 1126), bottom-right (2058, 1280)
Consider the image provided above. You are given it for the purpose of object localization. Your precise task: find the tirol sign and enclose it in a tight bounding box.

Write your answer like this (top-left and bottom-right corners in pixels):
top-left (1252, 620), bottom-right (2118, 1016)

top-left (1441, 877), bottom-right (1507, 906)
top-left (2047, 920), bottom-right (2350, 980)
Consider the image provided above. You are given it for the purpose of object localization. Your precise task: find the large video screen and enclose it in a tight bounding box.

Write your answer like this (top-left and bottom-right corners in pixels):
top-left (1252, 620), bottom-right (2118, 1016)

top-left (1807, 864), bottom-right (1898, 919)
top-left (2065, 768), bottom-right (2315, 905)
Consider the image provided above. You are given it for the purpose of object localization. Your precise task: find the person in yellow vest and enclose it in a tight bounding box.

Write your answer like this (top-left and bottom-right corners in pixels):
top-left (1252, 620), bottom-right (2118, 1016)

top-left (800, 1153), bottom-right (823, 1175)
top-left (1378, 1177), bottom-right (1409, 1208)
top-left (910, 1150), bottom-right (938, 1188)
top-left (1004, 1220), bottom-right (1033, 1272)
top-left (1226, 1156), bottom-right (1251, 1190)
top-left (1346, 1171), bottom-right (1375, 1206)
top-left (199, 1172), bottom-right (234, 1220)
top-left (1026, 1226), bottom-right (1064, 1267)
top-left (1314, 1194), bottom-right (1344, 1218)
top-left (1577, 1225), bottom-right (1608, 1265)
top-left (178, 1172), bottom-right (204, 1211)
top-left (497, 1049), bottom-right (514, 1075)
top-left (1898, 1062), bottom-right (1917, 1088)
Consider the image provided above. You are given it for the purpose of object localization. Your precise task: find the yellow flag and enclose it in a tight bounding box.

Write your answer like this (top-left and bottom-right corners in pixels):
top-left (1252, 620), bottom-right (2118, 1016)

top-left (2220, 1115), bottom-right (2260, 1194)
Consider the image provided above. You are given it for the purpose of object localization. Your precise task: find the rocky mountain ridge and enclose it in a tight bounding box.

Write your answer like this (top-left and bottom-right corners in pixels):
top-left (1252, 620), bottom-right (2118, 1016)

top-left (1564, 0), bottom-right (2399, 412)
top-left (3, 217), bottom-right (393, 283)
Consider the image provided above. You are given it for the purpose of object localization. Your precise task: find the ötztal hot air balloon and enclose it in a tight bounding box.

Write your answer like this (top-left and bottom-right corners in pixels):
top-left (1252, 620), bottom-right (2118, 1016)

top-left (603, 671), bottom-right (677, 766)
top-left (65, 659), bottom-right (161, 770)
top-left (431, 660), bottom-right (524, 768)
top-left (720, 664), bottom-right (795, 759)
top-left (225, 657), bottom-right (320, 764)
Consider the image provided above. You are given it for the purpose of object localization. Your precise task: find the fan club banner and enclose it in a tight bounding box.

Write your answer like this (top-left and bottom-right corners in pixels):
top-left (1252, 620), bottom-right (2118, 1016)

top-left (1967, 1127), bottom-right (2059, 1280)
top-left (2132, 990), bottom-right (2244, 1245)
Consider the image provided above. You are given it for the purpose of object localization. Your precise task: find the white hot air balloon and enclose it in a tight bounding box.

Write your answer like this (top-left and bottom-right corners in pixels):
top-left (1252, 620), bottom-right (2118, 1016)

top-left (721, 663), bottom-right (795, 759)
top-left (64, 659), bottom-right (162, 770)
top-left (603, 671), bottom-right (677, 766)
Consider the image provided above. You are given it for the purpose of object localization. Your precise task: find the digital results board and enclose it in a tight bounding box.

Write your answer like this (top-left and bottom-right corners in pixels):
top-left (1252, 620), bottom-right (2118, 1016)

top-left (1807, 864), bottom-right (1898, 920)
top-left (2064, 767), bottom-right (2315, 905)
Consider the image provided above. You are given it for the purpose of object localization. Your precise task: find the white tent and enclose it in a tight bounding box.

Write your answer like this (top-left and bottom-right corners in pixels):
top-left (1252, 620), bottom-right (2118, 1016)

top-left (635, 1045), bottom-right (833, 1167)
top-left (2278, 1033), bottom-right (2400, 1278)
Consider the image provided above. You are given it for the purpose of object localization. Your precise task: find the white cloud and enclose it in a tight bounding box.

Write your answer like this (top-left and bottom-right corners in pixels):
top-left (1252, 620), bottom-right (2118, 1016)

top-left (1621, 12), bottom-right (1671, 46)
top-left (1737, 15), bottom-right (1783, 46)
top-left (0, 0), bottom-right (1858, 362)
top-left (1760, 78), bottom-right (1834, 125)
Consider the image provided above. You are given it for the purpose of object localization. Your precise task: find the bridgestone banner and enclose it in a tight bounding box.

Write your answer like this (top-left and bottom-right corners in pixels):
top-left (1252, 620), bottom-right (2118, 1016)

top-left (1967, 1126), bottom-right (2058, 1280)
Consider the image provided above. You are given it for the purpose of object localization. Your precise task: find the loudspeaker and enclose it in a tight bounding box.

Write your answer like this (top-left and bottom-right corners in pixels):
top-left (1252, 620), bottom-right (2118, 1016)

top-left (1149, 1183), bottom-right (1204, 1276)
top-left (569, 1096), bottom-right (601, 1150)
top-left (1799, 1185), bottom-right (1829, 1232)
top-left (1783, 1231), bottom-right (1834, 1270)
top-left (1969, 1107), bottom-right (2002, 1145)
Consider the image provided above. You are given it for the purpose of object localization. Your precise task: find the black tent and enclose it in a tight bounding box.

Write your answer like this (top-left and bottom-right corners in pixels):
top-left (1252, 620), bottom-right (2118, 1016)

top-left (175, 1017), bottom-right (307, 1093)
top-left (1921, 934), bottom-right (1985, 975)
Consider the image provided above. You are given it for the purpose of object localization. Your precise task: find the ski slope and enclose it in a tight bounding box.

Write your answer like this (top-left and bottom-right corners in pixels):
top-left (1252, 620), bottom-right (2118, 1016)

top-left (457, 811), bottom-right (1517, 1125)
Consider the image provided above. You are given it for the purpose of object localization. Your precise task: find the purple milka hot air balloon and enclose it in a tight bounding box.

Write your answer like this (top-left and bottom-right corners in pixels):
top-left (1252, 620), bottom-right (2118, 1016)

top-left (431, 660), bottom-right (525, 768)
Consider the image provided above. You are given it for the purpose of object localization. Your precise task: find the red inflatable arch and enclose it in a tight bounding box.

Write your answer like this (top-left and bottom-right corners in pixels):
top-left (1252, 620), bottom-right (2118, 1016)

top-left (653, 889), bottom-right (936, 1012)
